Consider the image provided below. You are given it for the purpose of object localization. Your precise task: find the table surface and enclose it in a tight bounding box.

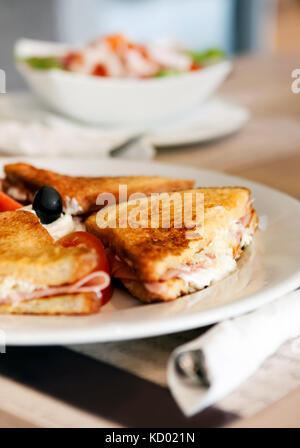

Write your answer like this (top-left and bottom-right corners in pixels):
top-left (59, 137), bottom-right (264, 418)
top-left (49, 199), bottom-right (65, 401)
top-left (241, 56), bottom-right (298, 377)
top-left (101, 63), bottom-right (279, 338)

top-left (0, 54), bottom-right (300, 428)
top-left (157, 54), bottom-right (300, 201)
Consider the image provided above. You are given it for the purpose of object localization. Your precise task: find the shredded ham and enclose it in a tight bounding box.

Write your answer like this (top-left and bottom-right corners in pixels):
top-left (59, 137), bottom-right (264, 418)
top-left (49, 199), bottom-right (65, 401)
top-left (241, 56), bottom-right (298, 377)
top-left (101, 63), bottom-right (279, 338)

top-left (240, 213), bottom-right (251, 227)
top-left (160, 263), bottom-right (208, 280)
top-left (2, 271), bottom-right (110, 305)
top-left (234, 213), bottom-right (252, 245)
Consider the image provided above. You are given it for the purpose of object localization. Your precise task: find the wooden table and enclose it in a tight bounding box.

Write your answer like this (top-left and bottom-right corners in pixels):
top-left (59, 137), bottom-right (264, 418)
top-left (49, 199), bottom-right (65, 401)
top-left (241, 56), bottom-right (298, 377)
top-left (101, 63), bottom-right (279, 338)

top-left (0, 54), bottom-right (299, 428)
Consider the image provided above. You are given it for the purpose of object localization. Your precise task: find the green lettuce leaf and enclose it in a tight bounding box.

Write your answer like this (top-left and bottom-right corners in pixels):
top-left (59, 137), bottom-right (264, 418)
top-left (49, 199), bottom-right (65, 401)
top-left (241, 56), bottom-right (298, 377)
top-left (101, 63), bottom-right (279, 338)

top-left (154, 69), bottom-right (181, 78)
top-left (21, 56), bottom-right (64, 70)
top-left (189, 48), bottom-right (225, 65)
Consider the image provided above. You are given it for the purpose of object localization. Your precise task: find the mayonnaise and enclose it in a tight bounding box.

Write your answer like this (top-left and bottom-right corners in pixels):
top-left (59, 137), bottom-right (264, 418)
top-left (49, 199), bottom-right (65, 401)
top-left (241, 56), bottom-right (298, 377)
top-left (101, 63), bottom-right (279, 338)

top-left (20, 205), bottom-right (85, 241)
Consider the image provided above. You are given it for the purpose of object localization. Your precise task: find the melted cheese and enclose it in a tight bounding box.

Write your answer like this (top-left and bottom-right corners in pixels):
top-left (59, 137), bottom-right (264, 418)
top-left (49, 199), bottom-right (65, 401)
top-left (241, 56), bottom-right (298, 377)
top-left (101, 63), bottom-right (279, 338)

top-left (173, 219), bottom-right (254, 290)
top-left (178, 253), bottom-right (237, 290)
top-left (21, 205), bottom-right (85, 241)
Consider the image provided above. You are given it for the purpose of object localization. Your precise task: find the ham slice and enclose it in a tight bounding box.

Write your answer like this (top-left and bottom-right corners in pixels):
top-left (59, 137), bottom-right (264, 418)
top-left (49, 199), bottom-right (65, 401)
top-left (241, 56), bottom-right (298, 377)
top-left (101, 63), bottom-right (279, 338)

top-left (144, 262), bottom-right (212, 295)
top-left (3, 271), bottom-right (110, 304)
top-left (110, 255), bottom-right (137, 280)
top-left (239, 213), bottom-right (251, 227)
top-left (144, 281), bottom-right (169, 295)
top-left (161, 263), bottom-right (209, 281)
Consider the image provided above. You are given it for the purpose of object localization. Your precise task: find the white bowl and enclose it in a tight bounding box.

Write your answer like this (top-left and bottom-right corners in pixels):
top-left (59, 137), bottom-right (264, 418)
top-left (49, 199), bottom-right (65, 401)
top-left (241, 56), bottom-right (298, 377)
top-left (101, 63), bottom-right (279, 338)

top-left (15, 39), bottom-right (232, 126)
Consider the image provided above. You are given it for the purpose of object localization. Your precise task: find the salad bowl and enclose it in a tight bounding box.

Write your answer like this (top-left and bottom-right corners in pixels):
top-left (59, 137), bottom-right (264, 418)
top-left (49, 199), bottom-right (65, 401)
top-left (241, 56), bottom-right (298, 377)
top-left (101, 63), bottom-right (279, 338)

top-left (15, 38), bottom-right (232, 126)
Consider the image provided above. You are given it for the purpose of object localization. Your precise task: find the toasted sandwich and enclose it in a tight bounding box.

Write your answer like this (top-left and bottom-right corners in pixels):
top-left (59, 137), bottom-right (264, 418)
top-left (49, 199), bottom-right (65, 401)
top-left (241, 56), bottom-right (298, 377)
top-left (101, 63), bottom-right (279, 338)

top-left (3, 163), bottom-right (194, 215)
top-left (85, 187), bottom-right (258, 303)
top-left (0, 211), bottom-right (109, 314)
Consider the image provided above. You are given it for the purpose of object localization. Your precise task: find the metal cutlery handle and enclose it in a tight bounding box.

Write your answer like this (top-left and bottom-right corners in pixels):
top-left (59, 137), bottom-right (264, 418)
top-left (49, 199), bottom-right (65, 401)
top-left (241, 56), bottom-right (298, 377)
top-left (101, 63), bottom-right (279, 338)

top-left (174, 349), bottom-right (210, 387)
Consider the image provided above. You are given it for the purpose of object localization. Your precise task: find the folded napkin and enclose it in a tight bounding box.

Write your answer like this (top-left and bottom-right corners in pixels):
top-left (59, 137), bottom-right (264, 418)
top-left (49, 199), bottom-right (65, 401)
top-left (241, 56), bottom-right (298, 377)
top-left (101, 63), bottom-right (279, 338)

top-left (0, 92), bottom-right (155, 159)
top-left (168, 289), bottom-right (300, 416)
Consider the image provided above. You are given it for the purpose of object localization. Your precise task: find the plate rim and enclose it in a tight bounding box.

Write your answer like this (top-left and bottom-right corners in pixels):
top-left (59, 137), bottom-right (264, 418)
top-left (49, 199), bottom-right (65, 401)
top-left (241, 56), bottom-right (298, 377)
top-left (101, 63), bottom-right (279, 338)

top-left (150, 97), bottom-right (250, 147)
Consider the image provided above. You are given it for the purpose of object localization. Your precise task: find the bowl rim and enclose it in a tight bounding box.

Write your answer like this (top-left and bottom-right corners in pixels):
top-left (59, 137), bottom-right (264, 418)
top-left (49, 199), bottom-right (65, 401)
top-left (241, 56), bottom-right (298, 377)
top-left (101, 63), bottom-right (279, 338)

top-left (17, 58), bottom-right (232, 87)
top-left (15, 37), bottom-right (232, 87)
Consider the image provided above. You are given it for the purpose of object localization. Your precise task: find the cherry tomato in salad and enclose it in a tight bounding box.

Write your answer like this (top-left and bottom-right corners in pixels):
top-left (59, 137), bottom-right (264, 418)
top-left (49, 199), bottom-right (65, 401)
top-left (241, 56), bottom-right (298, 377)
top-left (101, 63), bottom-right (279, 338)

top-left (62, 51), bottom-right (83, 70)
top-left (58, 231), bottom-right (113, 304)
top-left (92, 63), bottom-right (108, 77)
top-left (190, 62), bottom-right (201, 71)
top-left (0, 191), bottom-right (23, 212)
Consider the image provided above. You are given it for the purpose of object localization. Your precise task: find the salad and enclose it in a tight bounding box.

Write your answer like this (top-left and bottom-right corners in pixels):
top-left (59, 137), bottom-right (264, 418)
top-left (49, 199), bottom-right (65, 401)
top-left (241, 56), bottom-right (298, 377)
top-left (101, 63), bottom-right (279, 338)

top-left (22, 34), bottom-right (225, 79)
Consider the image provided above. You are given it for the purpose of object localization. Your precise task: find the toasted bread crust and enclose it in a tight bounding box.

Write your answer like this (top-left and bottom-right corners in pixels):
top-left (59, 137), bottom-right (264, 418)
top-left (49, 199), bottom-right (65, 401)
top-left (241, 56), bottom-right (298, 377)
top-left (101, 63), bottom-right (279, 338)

top-left (0, 293), bottom-right (100, 315)
top-left (86, 187), bottom-right (254, 282)
top-left (4, 163), bottom-right (194, 215)
top-left (0, 211), bottom-right (97, 286)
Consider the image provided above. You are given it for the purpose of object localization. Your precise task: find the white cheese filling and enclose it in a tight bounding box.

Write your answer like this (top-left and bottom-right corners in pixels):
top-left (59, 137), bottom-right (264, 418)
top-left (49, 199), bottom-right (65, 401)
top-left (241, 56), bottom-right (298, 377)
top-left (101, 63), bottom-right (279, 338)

top-left (240, 226), bottom-right (253, 247)
top-left (0, 276), bottom-right (45, 301)
top-left (178, 252), bottom-right (237, 291)
top-left (175, 219), bottom-right (254, 290)
top-left (64, 197), bottom-right (83, 215)
top-left (20, 205), bottom-right (85, 241)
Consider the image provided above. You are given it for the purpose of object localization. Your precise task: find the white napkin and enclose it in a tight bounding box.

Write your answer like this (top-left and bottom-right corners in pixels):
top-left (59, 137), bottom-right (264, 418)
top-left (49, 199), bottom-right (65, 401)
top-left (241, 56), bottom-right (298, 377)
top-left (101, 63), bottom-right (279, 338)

top-left (0, 92), bottom-right (155, 159)
top-left (168, 289), bottom-right (300, 416)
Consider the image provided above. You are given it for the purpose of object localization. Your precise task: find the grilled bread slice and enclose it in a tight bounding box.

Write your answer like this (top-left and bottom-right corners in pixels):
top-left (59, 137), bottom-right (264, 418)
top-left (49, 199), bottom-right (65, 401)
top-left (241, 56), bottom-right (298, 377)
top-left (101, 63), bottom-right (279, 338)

top-left (0, 211), bottom-right (105, 314)
top-left (86, 187), bottom-right (258, 302)
top-left (3, 163), bottom-right (194, 215)
top-left (86, 187), bottom-right (256, 282)
top-left (121, 211), bottom-right (258, 302)
top-left (0, 293), bottom-right (99, 315)
top-left (0, 211), bottom-right (97, 285)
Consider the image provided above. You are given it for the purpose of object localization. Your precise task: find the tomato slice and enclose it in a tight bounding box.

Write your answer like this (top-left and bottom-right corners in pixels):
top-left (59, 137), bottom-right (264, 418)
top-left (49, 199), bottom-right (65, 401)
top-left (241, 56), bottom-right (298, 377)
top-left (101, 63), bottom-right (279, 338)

top-left (0, 191), bottom-right (23, 212)
top-left (57, 231), bottom-right (113, 305)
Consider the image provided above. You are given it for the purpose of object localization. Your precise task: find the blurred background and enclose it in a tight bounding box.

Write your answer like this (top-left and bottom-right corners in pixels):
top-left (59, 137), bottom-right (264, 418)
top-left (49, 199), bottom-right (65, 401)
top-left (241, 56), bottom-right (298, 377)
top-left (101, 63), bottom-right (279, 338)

top-left (0, 0), bottom-right (299, 90)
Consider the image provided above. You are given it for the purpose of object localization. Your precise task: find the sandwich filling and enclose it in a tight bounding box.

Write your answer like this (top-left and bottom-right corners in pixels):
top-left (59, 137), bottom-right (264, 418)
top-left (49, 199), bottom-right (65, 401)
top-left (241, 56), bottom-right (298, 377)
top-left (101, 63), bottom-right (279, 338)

top-left (5, 183), bottom-right (83, 216)
top-left (20, 205), bottom-right (85, 240)
top-left (0, 271), bottom-right (110, 305)
top-left (111, 212), bottom-right (256, 297)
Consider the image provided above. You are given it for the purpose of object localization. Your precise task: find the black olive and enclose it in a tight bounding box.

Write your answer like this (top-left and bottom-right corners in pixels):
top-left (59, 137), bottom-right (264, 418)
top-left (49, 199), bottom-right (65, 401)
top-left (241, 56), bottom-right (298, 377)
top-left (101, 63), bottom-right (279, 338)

top-left (33, 186), bottom-right (63, 224)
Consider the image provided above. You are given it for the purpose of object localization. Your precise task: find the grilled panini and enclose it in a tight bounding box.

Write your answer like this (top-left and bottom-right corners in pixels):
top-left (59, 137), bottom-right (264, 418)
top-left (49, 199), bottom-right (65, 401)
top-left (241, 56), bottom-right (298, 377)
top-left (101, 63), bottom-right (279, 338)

top-left (0, 211), bottom-right (109, 314)
top-left (3, 163), bottom-right (194, 215)
top-left (86, 187), bottom-right (258, 302)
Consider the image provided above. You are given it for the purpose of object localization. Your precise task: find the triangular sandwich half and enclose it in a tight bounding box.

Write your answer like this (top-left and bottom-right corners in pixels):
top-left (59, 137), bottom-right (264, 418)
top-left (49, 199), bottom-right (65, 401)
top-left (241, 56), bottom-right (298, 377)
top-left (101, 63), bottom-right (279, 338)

top-left (85, 187), bottom-right (258, 302)
top-left (0, 211), bottom-right (109, 314)
top-left (3, 163), bottom-right (194, 215)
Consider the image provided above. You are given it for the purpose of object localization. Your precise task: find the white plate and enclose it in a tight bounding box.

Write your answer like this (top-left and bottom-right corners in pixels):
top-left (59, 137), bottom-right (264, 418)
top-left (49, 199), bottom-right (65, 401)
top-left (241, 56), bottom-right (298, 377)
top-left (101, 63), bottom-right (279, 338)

top-left (0, 157), bottom-right (299, 346)
top-left (150, 97), bottom-right (249, 147)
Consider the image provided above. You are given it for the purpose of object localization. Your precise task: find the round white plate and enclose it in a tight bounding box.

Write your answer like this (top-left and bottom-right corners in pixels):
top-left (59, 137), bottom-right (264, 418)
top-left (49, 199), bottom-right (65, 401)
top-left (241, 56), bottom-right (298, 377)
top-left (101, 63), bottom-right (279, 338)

top-left (149, 97), bottom-right (249, 147)
top-left (0, 157), bottom-right (299, 346)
